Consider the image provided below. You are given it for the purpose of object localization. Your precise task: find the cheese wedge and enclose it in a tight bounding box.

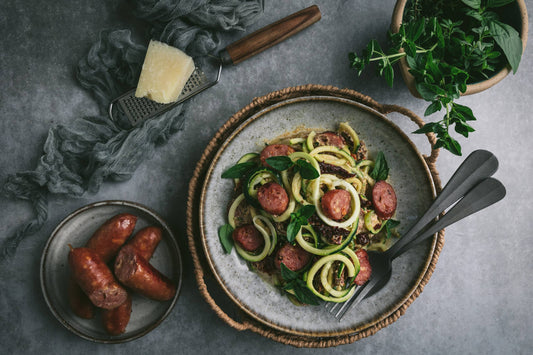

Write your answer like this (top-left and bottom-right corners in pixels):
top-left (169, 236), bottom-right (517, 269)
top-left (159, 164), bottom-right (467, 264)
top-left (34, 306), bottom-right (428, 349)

top-left (135, 40), bottom-right (195, 104)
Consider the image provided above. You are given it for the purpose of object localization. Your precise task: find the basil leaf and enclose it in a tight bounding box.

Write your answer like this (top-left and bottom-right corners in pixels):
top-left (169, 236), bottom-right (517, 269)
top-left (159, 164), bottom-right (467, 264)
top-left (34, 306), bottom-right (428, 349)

top-left (385, 219), bottom-right (400, 240)
top-left (221, 161), bottom-right (257, 179)
top-left (218, 224), bottom-right (234, 253)
top-left (286, 218), bottom-right (302, 243)
top-left (292, 279), bottom-right (321, 306)
top-left (461, 0), bottom-right (481, 9)
top-left (298, 204), bottom-right (316, 219)
top-left (424, 101), bottom-right (442, 116)
top-left (489, 20), bottom-right (522, 73)
top-left (295, 160), bottom-right (320, 180)
top-left (487, 0), bottom-right (515, 8)
top-left (280, 263), bottom-right (299, 281)
top-left (370, 151), bottom-right (389, 181)
top-left (265, 156), bottom-right (293, 171)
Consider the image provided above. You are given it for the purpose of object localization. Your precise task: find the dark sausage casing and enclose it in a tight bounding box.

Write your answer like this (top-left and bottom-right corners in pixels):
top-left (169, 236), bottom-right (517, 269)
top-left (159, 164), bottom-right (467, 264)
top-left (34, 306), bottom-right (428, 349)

top-left (68, 213), bottom-right (137, 319)
top-left (68, 247), bottom-right (128, 310)
top-left (101, 294), bottom-right (132, 336)
top-left (114, 245), bottom-right (176, 301)
top-left (101, 226), bottom-right (162, 335)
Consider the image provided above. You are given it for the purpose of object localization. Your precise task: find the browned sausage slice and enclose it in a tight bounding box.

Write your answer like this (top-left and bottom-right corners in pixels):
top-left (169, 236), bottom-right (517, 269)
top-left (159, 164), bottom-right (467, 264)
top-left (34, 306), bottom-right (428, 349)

top-left (259, 144), bottom-right (295, 167)
top-left (354, 249), bottom-right (371, 286)
top-left (85, 213), bottom-right (137, 262)
top-left (257, 182), bottom-right (289, 215)
top-left (101, 293), bottom-right (132, 335)
top-left (68, 247), bottom-right (128, 309)
top-left (232, 224), bottom-right (264, 252)
top-left (274, 243), bottom-right (311, 272)
top-left (313, 132), bottom-right (345, 149)
top-left (114, 245), bottom-right (176, 301)
top-left (321, 189), bottom-right (351, 220)
top-left (372, 181), bottom-right (397, 220)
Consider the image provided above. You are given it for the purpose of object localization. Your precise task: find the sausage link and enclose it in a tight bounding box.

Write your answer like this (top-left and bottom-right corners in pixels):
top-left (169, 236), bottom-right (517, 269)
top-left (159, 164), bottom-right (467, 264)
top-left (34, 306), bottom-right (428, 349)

top-left (371, 181), bottom-right (397, 220)
top-left (232, 224), bottom-right (264, 252)
top-left (114, 245), bottom-right (176, 301)
top-left (354, 249), bottom-right (372, 286)
top-left (126, 226), bottom-right (162, 261)
top-left (69, 247), bottom-right (128, 309)
top-left (86, 213), bottom-right (138, 262)
top-left (260, 144), bottom-right (295, 167)
top-left (313, 131), bottom-right (345, 149)
top-left (257, 182), bottom-right (289, 215)
top-left (68, 213), bottom-right (137, 318)
top-left (101, 293), bottom-right (132, 335)
top-left (274, 243), bottom-right (311, 272)
top-left (321, 189), bottom-right (351, 221)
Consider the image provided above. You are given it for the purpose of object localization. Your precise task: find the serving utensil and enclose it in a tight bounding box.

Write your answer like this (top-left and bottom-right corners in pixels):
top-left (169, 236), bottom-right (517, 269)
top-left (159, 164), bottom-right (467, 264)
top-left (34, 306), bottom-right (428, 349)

top-left (327, 150), bottom-right (505, 320)
top-left (109, 5), bottom-right (321, 126)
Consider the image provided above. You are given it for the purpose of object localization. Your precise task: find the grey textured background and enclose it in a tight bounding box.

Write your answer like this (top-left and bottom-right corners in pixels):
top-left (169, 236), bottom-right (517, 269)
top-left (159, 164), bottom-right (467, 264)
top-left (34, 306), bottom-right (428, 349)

top-left (1, 0), bottom-right (532, 354)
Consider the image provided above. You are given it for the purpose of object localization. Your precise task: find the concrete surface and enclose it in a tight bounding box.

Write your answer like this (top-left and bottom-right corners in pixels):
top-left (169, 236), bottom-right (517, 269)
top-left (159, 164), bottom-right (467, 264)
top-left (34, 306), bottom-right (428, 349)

top-left (1, 0), bottom-right (532, 354)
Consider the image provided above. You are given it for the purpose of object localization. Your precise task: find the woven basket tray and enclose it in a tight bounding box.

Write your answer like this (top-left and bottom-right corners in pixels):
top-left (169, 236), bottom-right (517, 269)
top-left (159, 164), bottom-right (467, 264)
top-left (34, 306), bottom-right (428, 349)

top-left (186, 84), bottom-right (444, 347)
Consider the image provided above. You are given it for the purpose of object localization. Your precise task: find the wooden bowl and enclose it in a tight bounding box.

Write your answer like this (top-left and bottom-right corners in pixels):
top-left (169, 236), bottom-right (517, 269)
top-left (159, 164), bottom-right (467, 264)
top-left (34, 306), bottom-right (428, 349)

top-left (390, 0), bottom-right (528, 98)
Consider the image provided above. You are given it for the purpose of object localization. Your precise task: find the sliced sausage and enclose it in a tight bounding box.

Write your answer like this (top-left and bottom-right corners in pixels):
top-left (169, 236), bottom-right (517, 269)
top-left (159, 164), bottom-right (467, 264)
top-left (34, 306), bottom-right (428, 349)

top-left (85, 213), bottom-right (137, 262)
top-left (260, 144), bottom-right (294, 167)
top-left (114, 245), bottom-right (176, 301)
top-left (68, 247), bottom-right (128, 309)
top-left (313, 131), bottom-right (345, 149)
top-left (321, 189), bottom-right (351, 221)
top-left (257, 182), bottom-right (289, 215)
top-left (126, 226), bottom-right (162, 261)
top-left (372, 181), bottom-right (397, 220)
top-left (232, 224), bottom-right (264, 252)
top-left (67, 277), bottom-right (94, 319)
top-left (354, 249), bottom-right (371, 286)
top-left (275, 243), bottom-right (311, 272)
top-left (101, 293), bottom-right (132, 335)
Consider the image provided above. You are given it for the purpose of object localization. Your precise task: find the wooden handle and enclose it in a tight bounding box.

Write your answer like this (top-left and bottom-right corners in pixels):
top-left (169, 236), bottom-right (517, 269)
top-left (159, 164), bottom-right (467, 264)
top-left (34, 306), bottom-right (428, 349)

top-left (220, 5), bottom-right (321, 65)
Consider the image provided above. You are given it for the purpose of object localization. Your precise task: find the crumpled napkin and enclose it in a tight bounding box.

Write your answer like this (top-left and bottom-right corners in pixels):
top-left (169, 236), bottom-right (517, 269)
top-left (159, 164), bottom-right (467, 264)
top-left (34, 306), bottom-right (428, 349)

top-left (1, 0), bottom-right (264, 259)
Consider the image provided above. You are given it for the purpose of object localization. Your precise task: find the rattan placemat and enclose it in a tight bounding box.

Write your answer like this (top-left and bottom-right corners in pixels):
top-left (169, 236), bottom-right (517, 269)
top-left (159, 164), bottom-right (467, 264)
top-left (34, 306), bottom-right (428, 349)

top-left (186, 84), bottom-right (444, 347)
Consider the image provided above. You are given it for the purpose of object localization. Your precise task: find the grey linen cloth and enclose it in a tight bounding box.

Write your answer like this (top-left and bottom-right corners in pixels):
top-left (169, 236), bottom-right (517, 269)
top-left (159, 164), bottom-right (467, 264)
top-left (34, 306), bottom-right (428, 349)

top-left (1, 0), bottom-right (264, 259)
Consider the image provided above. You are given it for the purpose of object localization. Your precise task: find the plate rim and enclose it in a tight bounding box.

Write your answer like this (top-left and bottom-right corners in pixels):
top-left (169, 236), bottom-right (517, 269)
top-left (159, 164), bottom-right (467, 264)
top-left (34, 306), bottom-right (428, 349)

top-left (40, 199), bottom-right (183, 344)
top-left (198, 95), bottom-right (437, 337)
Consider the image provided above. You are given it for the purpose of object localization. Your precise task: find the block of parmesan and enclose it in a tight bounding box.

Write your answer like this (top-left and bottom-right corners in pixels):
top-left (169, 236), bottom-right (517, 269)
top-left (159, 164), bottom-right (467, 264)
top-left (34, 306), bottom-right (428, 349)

top-left (135, 40), bottom-right (195, 104)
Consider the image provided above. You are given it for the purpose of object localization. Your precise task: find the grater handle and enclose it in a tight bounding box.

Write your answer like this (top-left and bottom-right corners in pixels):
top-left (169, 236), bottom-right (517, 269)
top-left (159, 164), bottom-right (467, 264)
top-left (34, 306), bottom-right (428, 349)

top-left (220, 5), bottom-right (321, 66)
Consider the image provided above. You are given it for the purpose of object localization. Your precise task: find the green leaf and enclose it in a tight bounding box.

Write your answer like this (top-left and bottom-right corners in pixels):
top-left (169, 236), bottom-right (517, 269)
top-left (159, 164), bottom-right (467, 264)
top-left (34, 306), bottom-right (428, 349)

top-left (295, 160), bottom-right (320, 179)
top-left (487, 0), bottom-right (515, 8)
top-left (218, 224), bottom-right (234, 253)
top-left (284, 279), bottom-right (321, 306)
top-left (298, 204), bottom-right (316, 219)
top-left (454, 121), bottom-right (475, 137)
top-left (280, 262), bottom-right (299, 281)
top-left (461, 0), bottom-right (481, 9)
top-left (370, 151), bottom-right (389, 181)
top-left (221, 161), bottom-right (257, 179)
top-left (286, 205), bottom-right (316, 242)
top-left (424, 101), bottom-right (442, 116)
top-left (286, 219), bottom-right (301, 243)
top-left (384, 219), bottom-right (400, 239)
top-left (416, 82), bottom-right (439, 101)
top-left (265, 156), bottom-right (293, 171)
top-left (452, 103), bottom-right (476, 121)
top-left (383, 63), bottom-right (394, 88)
top-left (489, 20), bottom-right (522, 73)
top-left (413, 122), bottom-right (439, 134)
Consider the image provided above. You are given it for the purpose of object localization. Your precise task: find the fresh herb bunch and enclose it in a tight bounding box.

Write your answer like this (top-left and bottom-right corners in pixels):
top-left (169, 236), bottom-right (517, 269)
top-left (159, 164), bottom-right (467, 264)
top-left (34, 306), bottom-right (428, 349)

top-left (349, 0), bottom-right (522, 155)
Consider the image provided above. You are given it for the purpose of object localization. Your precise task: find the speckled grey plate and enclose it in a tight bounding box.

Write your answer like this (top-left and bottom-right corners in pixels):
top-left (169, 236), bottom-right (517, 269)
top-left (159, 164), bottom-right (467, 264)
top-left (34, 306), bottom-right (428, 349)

top-left (200, 96), bottom-right (436, 337)
top-left (40, 200), bottom-right (182, 343)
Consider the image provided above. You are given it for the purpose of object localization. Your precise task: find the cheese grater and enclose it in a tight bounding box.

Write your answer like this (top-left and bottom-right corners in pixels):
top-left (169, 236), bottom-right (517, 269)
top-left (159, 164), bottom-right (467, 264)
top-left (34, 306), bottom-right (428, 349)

top-left (109, 5), bottom-right (321, 126)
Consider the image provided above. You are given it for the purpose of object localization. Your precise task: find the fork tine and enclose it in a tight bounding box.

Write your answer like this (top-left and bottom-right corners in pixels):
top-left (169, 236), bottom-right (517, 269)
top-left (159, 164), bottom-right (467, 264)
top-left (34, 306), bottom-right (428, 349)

top-left (334, 277), bottom-right (380, 320)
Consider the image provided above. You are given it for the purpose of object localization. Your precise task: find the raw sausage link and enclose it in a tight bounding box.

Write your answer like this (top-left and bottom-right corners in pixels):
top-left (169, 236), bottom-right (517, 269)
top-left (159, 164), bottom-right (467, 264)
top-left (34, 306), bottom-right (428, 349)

top-left (260, 144), bottom-right (295, 167)
top-left (257, 182), bottom-right (289, 215)
top-left (68, 247), bottom-right (128, 309)
top-left (114, 245), bottom-right (176, 301)
top-left (68, 213), bottom-right (137, 318)
top-left (232, 224), bottom-right (264, 252)
top-left (275, 243), bottom-right (311, 272)
top-left (371, 181), bottom-right (397, 220)
top-left (313, 131), bottom-right (345, 149)
top-left (126, 226), bottom-right (162, 261)
top-left (85, 213), bottom-right (138, 262)
top-left (354, 249), bottom-right (372, 286)
top-left (101, 293), bottom-right (132, 335)
top-left (321, 189), bottom-right (351, 221)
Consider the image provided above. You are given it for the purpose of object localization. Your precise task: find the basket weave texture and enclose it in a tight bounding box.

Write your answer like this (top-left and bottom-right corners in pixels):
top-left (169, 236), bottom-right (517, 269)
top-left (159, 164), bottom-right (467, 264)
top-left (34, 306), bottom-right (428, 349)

top-left (185, 84), bottom-right (444, 347)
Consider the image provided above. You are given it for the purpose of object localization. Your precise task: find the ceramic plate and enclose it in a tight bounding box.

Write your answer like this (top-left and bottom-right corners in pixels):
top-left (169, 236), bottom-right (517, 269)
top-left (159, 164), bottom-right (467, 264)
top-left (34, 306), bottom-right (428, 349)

top-left (40, 200), bottom-right (182, 343)
top-left (200, 96), bottom-right (436, 337)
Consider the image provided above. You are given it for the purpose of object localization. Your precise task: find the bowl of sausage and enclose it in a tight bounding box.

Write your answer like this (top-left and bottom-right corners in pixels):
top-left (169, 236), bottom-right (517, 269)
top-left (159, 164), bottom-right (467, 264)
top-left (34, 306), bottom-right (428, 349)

top-left (40, 200), bottom-right (182, 343)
